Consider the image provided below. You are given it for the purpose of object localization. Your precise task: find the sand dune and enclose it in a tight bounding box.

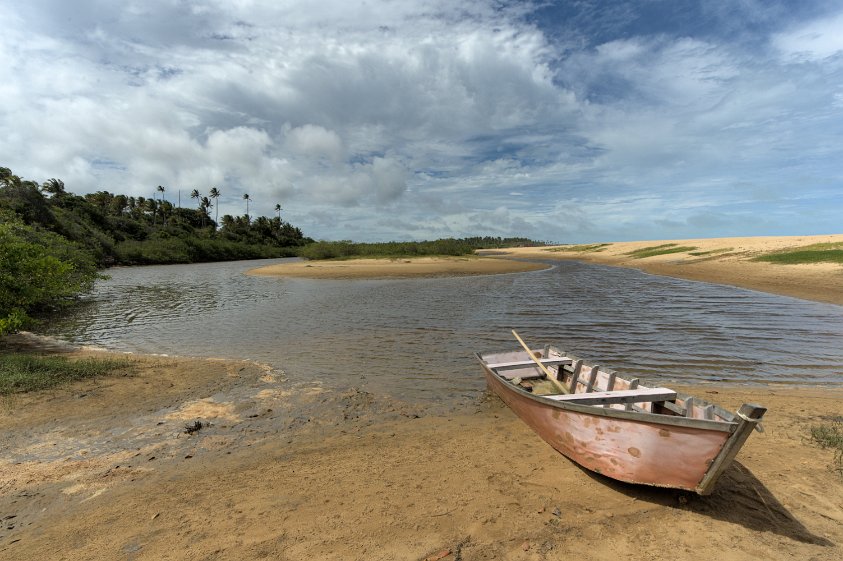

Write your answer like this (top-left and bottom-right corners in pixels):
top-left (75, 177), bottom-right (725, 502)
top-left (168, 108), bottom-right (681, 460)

top-left (496, 234), bottom-right (843, 306)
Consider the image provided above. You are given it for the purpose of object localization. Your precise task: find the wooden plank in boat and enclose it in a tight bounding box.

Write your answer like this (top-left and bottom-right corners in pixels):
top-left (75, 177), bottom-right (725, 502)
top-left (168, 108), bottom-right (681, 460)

top-left (486, 358), bottom-right (571, 371)
top-left (661, 400), bottom-right (685, 415)
top-left (624, 378), bottom-right (640, 411)
top-left (568, 360), bottom-right (585, 393)
top-left (499, 370), bottom-right (546, 381)
top-left (585, 366), bottom-right (599, 393)
top-left (545, 387), bottom-right (677, 406)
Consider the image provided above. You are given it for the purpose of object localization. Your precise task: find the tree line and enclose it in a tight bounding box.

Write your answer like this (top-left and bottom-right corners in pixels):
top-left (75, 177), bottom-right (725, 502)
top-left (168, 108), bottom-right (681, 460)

top-left (0, 165), bottom-right (311, 333)
top-left (299, 237), bottom-right (547, 260)
top-left (0, 166), bottom-right (312, 267)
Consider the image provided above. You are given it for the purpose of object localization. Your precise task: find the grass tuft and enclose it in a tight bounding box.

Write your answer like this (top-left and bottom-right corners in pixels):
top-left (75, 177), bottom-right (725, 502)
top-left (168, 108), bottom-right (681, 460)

top-left (753, 243), bottom-right (843, 265)
top-left (545, 243), bottom-right (612, 253)
top-left (625, 244), bottom-right (699, 259)
top-left (688, 247), bottom-right (734, 257)
top-left (0, 354), bottom-right (135, 395)
top-left (807, 421), bottom-right (843, 477)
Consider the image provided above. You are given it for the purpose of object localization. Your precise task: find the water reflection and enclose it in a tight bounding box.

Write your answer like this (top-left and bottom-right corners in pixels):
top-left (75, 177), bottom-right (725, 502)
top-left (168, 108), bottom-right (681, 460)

top-left (43, 258), bottom-right (843, 405)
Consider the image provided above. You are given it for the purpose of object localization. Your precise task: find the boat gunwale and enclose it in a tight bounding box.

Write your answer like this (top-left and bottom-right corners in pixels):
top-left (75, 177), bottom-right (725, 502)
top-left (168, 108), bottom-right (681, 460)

top-left (475, 351), bottom-right (737, 433)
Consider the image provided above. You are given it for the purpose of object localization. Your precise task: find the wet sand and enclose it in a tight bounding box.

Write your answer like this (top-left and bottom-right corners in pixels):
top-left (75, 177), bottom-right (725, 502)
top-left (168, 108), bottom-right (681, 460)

top-left (248, 255), bottom-right (550, 278)
top-left (497, 234), bottom-right (843, 307)
top-left (2, 337), bottom-right (841, 560)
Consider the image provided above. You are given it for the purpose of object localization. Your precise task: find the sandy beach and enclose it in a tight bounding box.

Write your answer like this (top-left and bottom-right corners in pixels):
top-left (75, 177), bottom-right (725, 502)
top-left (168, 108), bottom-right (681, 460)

top-left (249, 255), bottom-right (550, 279)
top-left (496, 234), bottom-right (843, 307)
top-left (1, 336), bottom-right (842, 560)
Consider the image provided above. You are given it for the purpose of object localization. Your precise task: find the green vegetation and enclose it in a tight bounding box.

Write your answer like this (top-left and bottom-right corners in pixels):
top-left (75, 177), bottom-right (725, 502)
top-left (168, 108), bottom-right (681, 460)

top-left (808, 420), bottom-right (843, 477)
top-left (545, 243), bottom-right (612, 253)
top-left (0, 165), bottom-right (313, 333)
top-left (298, 237), bottom-right (544, 260)
top-left (0, 166), bottom-right (312, 269)
top-left (1, 214), bottom-right (101, 334)
top-left (753, 243), bottom-right (843, 265)
top-left (114, 237), bottom-right (298, 265)
top-left (688, 247), bottom-right (734, 256)
top-left (0, 353), bottom-right (135, 395)
top-left (625, 244), bottom-right (698, 259)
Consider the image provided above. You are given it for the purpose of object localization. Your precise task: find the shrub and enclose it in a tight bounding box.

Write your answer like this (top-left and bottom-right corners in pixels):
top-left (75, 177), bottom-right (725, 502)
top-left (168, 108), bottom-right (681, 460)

top-left (0, 217), bottom-right (100, 335)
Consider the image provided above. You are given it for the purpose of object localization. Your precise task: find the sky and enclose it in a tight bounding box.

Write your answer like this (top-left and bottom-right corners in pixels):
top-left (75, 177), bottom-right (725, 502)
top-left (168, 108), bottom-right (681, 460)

top-left (1, 0), bottom-right (842, 243)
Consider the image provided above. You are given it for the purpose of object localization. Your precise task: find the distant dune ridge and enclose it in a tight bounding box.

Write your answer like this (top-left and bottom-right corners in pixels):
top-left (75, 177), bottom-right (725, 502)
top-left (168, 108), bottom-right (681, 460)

top-left (499, 234), bottom-right (843, 306)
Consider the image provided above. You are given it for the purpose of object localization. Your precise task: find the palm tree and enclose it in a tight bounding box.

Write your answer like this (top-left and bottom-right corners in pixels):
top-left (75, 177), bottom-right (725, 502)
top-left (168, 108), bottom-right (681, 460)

top-left (190, 189), bottom-right (203, 227)
top-left (274, 203), bottom-right (282, 220)
top-left (156, 185), bottom-right (166, 225)
top-left (41, 178), bottom-right (65, 197)
top-left (209, 187), bottom-right (221, 226)
top-left (200, 196), bottom-right (212, 228)
top-left (243, 193), bottom-right (252, 221)
top-left (145, 198), bottom-right (157, 225)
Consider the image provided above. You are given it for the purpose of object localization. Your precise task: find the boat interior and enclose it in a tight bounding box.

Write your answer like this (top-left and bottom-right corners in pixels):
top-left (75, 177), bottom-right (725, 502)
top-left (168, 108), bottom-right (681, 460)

top-left (482, 347), bottom-right (739, 423)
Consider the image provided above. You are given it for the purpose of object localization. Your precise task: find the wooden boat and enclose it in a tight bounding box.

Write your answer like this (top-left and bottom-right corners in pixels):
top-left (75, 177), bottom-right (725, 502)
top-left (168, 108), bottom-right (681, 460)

top-left (476, 341), bottom-right (766, 494)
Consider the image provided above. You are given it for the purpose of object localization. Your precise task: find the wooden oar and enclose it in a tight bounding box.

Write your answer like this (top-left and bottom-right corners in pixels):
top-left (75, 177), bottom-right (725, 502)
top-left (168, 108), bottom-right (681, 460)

top-left (511, 329), bottom-right (570, 394)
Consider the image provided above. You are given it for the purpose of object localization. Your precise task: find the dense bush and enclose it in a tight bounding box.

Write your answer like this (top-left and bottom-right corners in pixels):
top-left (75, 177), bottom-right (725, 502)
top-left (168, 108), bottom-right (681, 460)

top-left (298, 239), bottom-right (476, 260)
top-left (0, 215), bottom-right (100, 334)
top-left (114, 237), bottom-right (298, 265)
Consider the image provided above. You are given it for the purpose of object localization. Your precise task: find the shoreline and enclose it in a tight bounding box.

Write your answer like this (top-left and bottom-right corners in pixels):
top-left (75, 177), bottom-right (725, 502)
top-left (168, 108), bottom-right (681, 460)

top-left (1, 340), bottom-right (842, 559)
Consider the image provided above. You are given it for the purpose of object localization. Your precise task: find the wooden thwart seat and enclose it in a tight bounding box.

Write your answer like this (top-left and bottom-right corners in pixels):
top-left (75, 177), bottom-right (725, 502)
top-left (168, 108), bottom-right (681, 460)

top-left (487, 358), bottom-right (571, 371)
top-left (500, 371), bottom-right (545, 381)
top-left (544, 387), bottom-right (677, 406)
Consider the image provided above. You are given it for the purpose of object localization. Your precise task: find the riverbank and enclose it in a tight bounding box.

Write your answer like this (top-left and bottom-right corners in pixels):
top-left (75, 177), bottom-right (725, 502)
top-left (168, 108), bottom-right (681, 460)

top-left (495, 234), bottom-right (843, 306)
top-left (1, 340), bottom-right (841, 560)
top-left (248, 255), bottom-right (550, 278)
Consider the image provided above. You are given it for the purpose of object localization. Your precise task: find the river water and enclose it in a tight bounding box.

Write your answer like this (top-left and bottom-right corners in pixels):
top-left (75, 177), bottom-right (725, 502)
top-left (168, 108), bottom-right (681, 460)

top-left (42, 258), bottom-right (843, 406)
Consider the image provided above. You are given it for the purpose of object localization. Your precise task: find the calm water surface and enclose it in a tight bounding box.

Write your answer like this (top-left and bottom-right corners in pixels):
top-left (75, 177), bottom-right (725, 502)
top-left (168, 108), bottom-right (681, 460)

top-left (43, 258), bottom-right (843, 406)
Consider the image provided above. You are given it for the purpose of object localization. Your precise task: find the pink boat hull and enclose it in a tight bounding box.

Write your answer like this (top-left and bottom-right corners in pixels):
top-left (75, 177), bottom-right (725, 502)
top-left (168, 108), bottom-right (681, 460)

top-left (484, 368), bottom-right (730, 490)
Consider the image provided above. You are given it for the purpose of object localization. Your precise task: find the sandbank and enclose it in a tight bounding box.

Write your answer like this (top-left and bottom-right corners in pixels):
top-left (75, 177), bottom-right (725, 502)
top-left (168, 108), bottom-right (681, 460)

top-left (248, 255), bottom-right (550, 279)
top-left (1, 338), bottom-right (841, 560)
top-left (495, 234), bottom-right (843, 306)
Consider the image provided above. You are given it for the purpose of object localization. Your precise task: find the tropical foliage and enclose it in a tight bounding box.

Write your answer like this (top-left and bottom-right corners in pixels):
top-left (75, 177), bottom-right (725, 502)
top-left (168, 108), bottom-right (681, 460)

top-left (0, 212), bottom-right (100, 334)
top-left (0, 165), bottom-right (312, 333)
top-left (0, 166), bottom-right (311, 268)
